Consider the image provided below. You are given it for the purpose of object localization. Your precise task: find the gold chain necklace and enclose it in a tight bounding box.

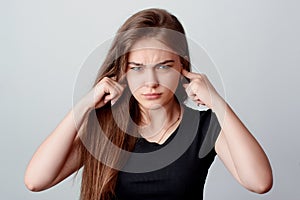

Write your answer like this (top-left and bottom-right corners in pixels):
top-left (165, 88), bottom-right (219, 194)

top-left (156, 113), bottom-right (181, 144)
top-left (139, 108), bottom-right (182, 144)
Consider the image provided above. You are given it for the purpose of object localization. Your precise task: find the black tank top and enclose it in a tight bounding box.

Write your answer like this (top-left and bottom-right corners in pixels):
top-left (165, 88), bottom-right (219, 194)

top-left (114, 106), bottom-right (221, 200)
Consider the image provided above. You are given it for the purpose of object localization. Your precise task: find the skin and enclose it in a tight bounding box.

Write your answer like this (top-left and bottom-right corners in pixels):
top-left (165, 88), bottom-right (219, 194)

top-left (24, 37), bottom-right (273, 194)
top-left (126, 38), bottom-right (183, 141)
top-left (182, 69), bottom-right (273, 193)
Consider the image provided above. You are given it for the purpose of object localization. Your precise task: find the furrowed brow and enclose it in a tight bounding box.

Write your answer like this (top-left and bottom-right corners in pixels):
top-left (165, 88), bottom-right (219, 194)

top-left (127, 62), bottom-right (144, 66)
top-left (157, 60), bottom-right (175, 65)
top-left (154, 60), bottom-right (175, 68)
top-left (128, 60), bottom-right (175, 67)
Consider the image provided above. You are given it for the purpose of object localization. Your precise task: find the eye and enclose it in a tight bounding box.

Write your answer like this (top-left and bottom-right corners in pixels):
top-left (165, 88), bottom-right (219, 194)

top-left (130, 66), bottom-right (143, 71)
top-left (156, 65), bottom-right (171, 70)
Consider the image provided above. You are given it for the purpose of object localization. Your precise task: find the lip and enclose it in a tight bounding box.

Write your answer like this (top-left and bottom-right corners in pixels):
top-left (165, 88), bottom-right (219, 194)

top-left (142, 93), bottom-right (162, 100)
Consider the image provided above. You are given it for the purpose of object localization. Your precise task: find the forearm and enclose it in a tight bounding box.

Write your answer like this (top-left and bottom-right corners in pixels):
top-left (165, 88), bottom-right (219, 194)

top-left (24, 98), bottom-right (91, 190)
top-left (213, 97), bottom-right (273, 192)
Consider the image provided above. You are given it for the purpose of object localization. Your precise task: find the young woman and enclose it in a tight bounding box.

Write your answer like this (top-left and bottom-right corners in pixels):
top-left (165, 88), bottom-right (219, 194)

top-left (24, 8), bottom-right (273, 200)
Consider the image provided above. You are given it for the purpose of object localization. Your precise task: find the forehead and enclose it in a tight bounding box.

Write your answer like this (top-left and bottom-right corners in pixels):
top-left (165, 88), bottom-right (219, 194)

top-left (128, 38), bottom-right (179, 64)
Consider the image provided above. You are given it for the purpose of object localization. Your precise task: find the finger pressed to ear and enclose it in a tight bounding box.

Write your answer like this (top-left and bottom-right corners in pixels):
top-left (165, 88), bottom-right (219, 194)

top-left (181, 68), bottom-right (199, 79)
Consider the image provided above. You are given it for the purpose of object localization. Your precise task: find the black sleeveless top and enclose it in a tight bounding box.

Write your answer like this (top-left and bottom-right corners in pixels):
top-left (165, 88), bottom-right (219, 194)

top-left (114, 106), bottom-right (221, 200)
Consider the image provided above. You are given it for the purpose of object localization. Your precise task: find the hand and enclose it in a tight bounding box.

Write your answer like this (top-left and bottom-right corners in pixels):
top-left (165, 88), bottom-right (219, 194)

top-left (87, 77), bottom-right (127, 109)
top-left (182, 69), bottom-right (221, 109)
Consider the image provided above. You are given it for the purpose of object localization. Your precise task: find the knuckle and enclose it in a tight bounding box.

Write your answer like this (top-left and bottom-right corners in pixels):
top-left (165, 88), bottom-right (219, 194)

top-left (190, 81), bottom-right (198, 89)
top-left (200, 74), bottom-right (207, 80)
top-left (95, 84), bottom-right (103, 92)
top-left (101, 77), bottom-right (111, 83)
top-left (194, 78), bottom-right (202, 83)
top-left (111, 90), bottom-right (119, 97)
top-left (101, 77), bottom-right (107, 81)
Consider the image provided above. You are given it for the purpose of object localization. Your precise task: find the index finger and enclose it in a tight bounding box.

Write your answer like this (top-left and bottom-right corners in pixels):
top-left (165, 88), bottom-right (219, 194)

top-left (110, 73), bottom-right (126, 84)
top-left (181, 68), bottom-right (199, 80)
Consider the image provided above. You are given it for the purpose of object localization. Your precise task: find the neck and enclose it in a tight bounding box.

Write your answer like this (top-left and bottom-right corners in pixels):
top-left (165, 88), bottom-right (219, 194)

top-left (139, 98), bottom-right (181, 139)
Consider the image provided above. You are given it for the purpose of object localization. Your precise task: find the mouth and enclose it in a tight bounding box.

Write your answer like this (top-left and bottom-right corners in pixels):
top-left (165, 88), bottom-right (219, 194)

top-left (142, 93), bottom-right (162, 100)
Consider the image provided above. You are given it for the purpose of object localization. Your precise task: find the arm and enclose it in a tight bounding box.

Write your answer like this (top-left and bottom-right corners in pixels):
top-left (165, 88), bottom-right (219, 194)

top-left (182, 69), bottom-right (273, 193)
top-left (24, 99), bottom-right (89, 191)
top-left (214, 99), bottom-right (273, 193)
top-left (24, 77), bottom-right (126, 191)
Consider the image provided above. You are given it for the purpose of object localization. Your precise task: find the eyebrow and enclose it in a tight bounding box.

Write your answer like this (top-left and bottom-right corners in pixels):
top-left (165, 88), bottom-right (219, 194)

top-left (128, 59), bottom-right (175, 67)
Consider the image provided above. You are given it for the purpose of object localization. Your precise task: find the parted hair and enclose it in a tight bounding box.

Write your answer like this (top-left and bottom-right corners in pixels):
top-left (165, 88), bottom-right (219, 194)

top-left (77, 8), bottom-right (191, 200)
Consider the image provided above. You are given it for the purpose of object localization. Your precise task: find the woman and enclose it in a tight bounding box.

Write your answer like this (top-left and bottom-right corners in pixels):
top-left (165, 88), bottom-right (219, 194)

top-left (24, 8), bottom-right (273, 200)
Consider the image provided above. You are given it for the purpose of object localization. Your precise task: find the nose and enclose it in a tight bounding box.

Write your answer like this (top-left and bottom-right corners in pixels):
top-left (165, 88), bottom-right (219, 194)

top-left (144, 68), bottom-right (159, 88)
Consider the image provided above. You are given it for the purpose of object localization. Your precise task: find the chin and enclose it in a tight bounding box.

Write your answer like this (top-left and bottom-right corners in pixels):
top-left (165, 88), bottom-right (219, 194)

top-left (141, 103), bottom-right (164, 110)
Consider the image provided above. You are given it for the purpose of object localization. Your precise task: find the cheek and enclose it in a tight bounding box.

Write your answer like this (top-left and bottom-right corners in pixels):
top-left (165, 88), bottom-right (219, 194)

top-left (126, 73), bottom-right (144, 94)
top-left (158, 71), bottom-right (181, 92)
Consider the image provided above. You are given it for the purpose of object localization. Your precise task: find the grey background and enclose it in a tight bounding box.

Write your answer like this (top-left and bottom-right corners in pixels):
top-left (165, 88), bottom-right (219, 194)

top-left (1, 0), bottom-right (299, 199)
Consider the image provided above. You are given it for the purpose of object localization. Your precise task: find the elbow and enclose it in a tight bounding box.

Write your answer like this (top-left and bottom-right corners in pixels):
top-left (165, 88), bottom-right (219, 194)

top-left (257, 170), bottom-right (273, 194)
top-left (252, 181), bottom-right (273, 194)
top-left (25, 182), bottom-right (38, 192)
top-left (24, 181), bottom-right (38, 192)
top-left (247, 175), bottom-right (273, 194)
top-left (24, 175), bottom-right (44, 192)
top-left (24, 179), bottom-right (38, 192)
top-left (239, 169), bottom-right (273, 194)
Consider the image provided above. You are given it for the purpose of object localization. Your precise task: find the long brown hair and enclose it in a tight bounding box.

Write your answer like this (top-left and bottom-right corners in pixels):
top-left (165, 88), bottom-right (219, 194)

top-left (77, 8), bottom-right (191, 200)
